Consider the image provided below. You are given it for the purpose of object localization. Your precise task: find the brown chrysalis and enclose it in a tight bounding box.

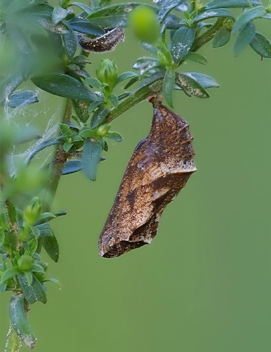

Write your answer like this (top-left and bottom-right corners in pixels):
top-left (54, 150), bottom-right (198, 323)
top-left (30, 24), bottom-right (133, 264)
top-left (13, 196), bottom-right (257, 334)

top-left (98, 99), bottom-right (197, 258)
top-left (77, 28), bottom-right (125, 53)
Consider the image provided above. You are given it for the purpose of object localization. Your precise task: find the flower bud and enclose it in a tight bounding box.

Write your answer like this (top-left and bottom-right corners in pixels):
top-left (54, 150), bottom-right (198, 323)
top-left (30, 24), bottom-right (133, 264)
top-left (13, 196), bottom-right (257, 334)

top-left (97, 124), bottom-right (111, 137)
top-left (23, 197), bottom-right (42, 226)
top-left (96, 59), bottom-right (118, 88)
top-left (129, 6), bottom-right (160, 44)
top-left (18, 254), bottom-right (34, 272)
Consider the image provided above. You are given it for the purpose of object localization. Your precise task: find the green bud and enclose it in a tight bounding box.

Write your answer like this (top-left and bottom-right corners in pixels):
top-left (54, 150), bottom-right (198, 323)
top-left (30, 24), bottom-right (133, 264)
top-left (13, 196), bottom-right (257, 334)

top-left (97, 124), bottom-right (111, 137)
top-left (33, 271), bottom-right (46, 282)
top-left (18, 254), bottom-right (34, 272)
top-left (96, 59), bottom-right (118, 88)
top-left (23, 197), bottom-right (42, 226)
top-left (129, 6), bottom-right (160, 44)
top-left (59, 0), bottom-right (70, 9)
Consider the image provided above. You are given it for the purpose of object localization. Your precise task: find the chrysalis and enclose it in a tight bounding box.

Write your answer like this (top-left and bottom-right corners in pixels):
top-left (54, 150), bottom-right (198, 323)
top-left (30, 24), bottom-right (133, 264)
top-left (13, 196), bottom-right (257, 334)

top-left (98, 99), bottom-right (197, 258)
top-left (77, 28), bottom-right (125, 53)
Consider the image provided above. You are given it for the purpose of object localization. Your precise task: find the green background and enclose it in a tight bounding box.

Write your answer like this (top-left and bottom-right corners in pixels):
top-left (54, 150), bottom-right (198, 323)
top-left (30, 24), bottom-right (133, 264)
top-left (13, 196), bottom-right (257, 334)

top-left (1, 1), bottom-right (271, 351)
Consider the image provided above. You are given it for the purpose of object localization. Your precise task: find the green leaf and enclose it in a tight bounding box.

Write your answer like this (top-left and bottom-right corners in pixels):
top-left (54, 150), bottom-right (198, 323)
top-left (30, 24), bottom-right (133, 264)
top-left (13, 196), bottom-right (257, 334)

top-left (71, 2), bottom-right (93, 15)
top-left (84, 77), bottom-right (102, 88)
top-left (115, 72), bottom-right (138, 85)
top-left (60, 123), bottom-right (72, 136)
top-left (163, 70), bottom-right (175, 108)
top-left (90, 106), bottom-right (110, 129)
top-left (62, 160), bottom-right (82, 175)
top-left (13, 126), bottom-right (40, 145)
top-left (63, 26), bottom-right (78, 59)
top-left (1, 266), bottom-right (21, 283)
top-left (0, 282), bottom-right (7, 292)
top-left (182, 72), bottom-right (219, 88)
top-left (158, 0), bottom-right (184, 23)
top-left (118, 92), bottom-right (132, 101)
top-left (52, 6), bottom-right (67, 26)
top-left (136, 70), bottom-right (165, 90)
top-left (0, 74), bottom-right (24, 104)
top-left (109, 94), bottom-right (118, 107)
top-left (31, 264), bottom-right (45, 273)
top-left (26, 137), bottom-right (63, 163)
top-left (24, 271), bottom-right (33, 286)
top-left (140, 42), bottom-right (159, 55)
top-left (250, 32), bottom-right (271, 58)
top-left (79, 129), bottom-right (97, 139)
top-left (68, 15), bottom-right (105, 36)
top-left (36, 212), bottom-right (56, 224)
top-left (175, 72), bottom-right (210, 98)
top-left (7, 90), bottom-right (39, 108)
top-left (82, 139), bottom-right (102, 181)
top-left (183, 52), bottom-right (208, 65)
top-left (124, 76), bottom-right (139, 89)
top-left (32, 74), bottom-right (98, 102)
top-left (42, 231), bottom-right (59, 263)
top-left (213, 26), bottom-right (231, 48)
top-left (9, 294), bottom-right (36, 349)
top-left (106, 132), bottom-right (123, 142)
top-left (171, 27), bottom-right (196, 64)
top-left (193, 8), bottom-right (234, 23)
top-left (63, 142), bottom-right (73, 152)
top-left (72, 99), bottom-right (91, 123)
top-left (28, 238), bottom-right (38, 256)
top-left (133, 57), bottom-right (161, 74)
top-left (234, 21), bottom-right (255, 56)
top-left (44, 278), bottom-right (61, 289)
top-left (205, 0), bottom-right (249, 9)
top-left (17, 273), bottom-right (47, 304)
top-left (232, 6), bottom-right (267, 34)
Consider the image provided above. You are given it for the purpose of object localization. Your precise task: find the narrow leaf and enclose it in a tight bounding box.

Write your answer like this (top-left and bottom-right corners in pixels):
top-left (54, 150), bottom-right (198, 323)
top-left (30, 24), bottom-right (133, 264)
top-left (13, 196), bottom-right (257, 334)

top-left (63, 26), bottom-right (78, 59)
top-left (163, 70), bottom-right (175, 108)
top-left (71, 2), bottom-right (93, 15)
top-left (62, 160), bottom-right (82, 175)
top-left (106, 132), bottom-right (123, 142)
top-left (175, 72), bottom-right (210, 98)
top-left (183, 72), bottom-right (219, 88)
top-left (133, 57), bottom-right (161, 74)
top-left (82, 139), bottom-right (102, 181)
top-left (183, 52), bottom-right (208, 65)
top-left (115, 72), bottom-right (138, 85)
top-left (7, 90), bottom-right (39, 108)
top-left (205, 0), bottom-right (249, 9)
top-left (9, 294), bottom-right (36, 349)
top-left (26, 136), bottom-right (63, 163)
top-left (32, 73), bottom-right (98, 102)
top-left (43, 232), bottom-right (59, 263)
top-left (250, 32), bottom-right (271, 58)
top-left (68, 16), bottom-right (105, 36)
top-left (213, 26), bottom-right (231, 48)
top-left (31, 264), bottom-right (45, 273)
top-left (44, 278), bottom-right (61, 289)
top-left (193, 8), bottom-right (234, 23)
top-left (25, 271), bottom-right (33, 286)
top-left (171, 27), bottom-right (196, 64)
top-left (1, 267), bottom-right (21, 283)
top-left (90, 106), bottom-right (109, 129)
top-left (109, 94), bottom-right (118, 107)
top-left (17, 273), bottom-right (47, 304)
top-left (0, 282), bottom-right (7, 292)
top-left (232, 6), bottom-right (266, 34)
top-left (234, 21), bottom-right (255, 56)
top-left (52, 6), bottom-right (67, 26)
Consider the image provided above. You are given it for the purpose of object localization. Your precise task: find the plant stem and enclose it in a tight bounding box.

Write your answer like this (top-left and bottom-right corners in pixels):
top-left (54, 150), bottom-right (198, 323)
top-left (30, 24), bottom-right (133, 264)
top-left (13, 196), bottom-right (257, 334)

top-left (191, 17), bottom-right (225, 52)
top-left (4, 324), bottom-right (22, 352)
top-left (44, 99), bottom-right (72, 212)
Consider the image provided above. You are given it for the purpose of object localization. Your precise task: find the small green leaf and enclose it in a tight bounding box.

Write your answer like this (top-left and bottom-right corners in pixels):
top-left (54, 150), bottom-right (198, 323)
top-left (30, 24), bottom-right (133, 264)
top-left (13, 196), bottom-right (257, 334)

top-left (163, 69), bottom-right (175, 108)
top-left (72, 99), bottom-right (91, 123)
top-left (63, 27), bottom-right (78, 59)
top-left (62, 160), bottom-right (82, 175)
top-left (84, 77), bottom-right (102, 88)
top-left (36, 212), bottom-right (56, 224)
top-left (205, 0), bottom-right (249, 9)
top-left (9, 294), bottom-right (36, 349)
top-left (44, 278), bottom-right (61, 289)
top-left (213, 26), bottom-right (231, 48)
top-left (1, 267), bottom-right (21, 283)
top-left (171, 27), bottom-right (196, 64)
top-left (71, 2), bottom-right (93, 15)
top-left (17, 273), bottom-right (47, 304)
top-left (118, 92), bottom-right (132, 101)
top-left (133, 57), bottom-right (160, 74)
top-left (43, 232), bottom-right (59, 263)
top-left (68, 15), bottom-right (105, 36)
top-left (31, 264), bottom-right (45, 273)
top-left (232, 6), bottom-right (267, 34)
top-left (175, 72), bottom-right (210, 98)
top-left (90, 106), bottom-right (109, 129)
top-left (109, 94), bottom-right (118, 107)
top-left (0, 282), bottom-right (7, 292)
top-left (234, 21), bottom-right (255, 56)
top-left (124, 76), bottom-right (139, 89)
top-left (82, 139), bottom-right (102, 181)
top-left (60, 123), bottom-right (71, 136)
top-left (52, 6), bottom-right (67, 26)
top-left (106, 132), bottom-right (123, 142)
top-left (7, 91), bottom-right (39, 108)
top-left (79, 129), bottom-right (97, 139)
top-left (183, 52), bottom-right (208, 65)
top-left (26, 137), bottom-right (63, 163)
top-left (193, 8), bottom-right (234, 23)
top-left (88, 100), bottom-right (104, 114)
top-left (115, 72), bottom-right (138, 85)
top-left (63, 142), bottom-right (74, 152)
top-left (250, 32), bottom-right (271, 58)
top-left (24, 271), bottom-right (33, 286)
top-left (32, 74), bottom-right (98, 102)
top-left (182, 72), bottom-right (219, 88)
top-left (28, 238), bottom-right (38, 256)
top-left (140, 42), bottom-right (159, 55)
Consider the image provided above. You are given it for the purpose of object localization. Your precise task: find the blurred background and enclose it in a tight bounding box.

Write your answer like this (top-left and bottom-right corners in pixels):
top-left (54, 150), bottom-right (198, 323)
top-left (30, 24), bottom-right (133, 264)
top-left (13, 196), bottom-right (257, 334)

top-left (1, 1), bottom-right (271, 351)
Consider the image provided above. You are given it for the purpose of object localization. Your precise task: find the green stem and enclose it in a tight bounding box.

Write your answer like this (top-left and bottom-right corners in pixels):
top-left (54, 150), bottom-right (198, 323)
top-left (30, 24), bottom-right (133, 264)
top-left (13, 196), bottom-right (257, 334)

top-left (4, 324), bottom-right (22, 352)
top-left (44, 99), bottom-right (72, 212)
top-left (106, 80), bottom-right (162, 123)
top-left (5, 200), bottom-right (19, 252)
top-left (191, 18), bottom-right (225, 52)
